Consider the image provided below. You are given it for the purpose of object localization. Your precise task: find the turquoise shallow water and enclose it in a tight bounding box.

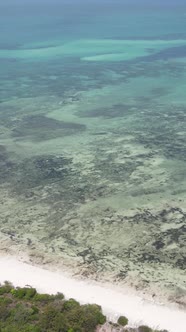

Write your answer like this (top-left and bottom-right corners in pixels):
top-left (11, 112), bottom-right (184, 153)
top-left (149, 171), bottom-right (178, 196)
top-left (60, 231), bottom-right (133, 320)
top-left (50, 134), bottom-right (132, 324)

top-left (0, 0), bottom-right (186, 303)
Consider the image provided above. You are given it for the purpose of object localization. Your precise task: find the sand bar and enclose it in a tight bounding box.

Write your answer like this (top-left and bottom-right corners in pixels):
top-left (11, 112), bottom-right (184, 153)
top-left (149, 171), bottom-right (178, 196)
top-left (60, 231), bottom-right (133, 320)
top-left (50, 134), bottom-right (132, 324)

top-left (0, 256), bottom-right (186, 332)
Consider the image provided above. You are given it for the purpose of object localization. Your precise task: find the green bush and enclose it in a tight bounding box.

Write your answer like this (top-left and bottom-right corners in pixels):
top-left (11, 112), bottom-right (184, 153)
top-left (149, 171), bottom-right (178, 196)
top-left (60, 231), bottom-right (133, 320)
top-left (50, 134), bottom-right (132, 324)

top-left (63, 299), bottom-right (80, 311)
top-left (138, 326), bottom-right (153, 332)
top-left (25, 288), bottom-right (37, 299)
top-left (0, 297), bottom-right (13, 305)
top-left (0, 302), bottom-right (11, 321)
top-left (117, 315), bottom-right (128, 326)
top-left (54, 292), bottom-right (64, 300)
top-left (53, 312), bottom-right (69, 332)
top-left (0, 281), bottom-right (12, 295)
top-left (11, 287), bottom-right (37, 299)
top-left (10, 303), bottom-right (34, 324)
top-left (31, 305), bottom-right (39, 314)
top-left (80, 304), bottom-right (106, 331)
top-left (26, 327), bottom-right (41, 332)
top-left (39, 304), bottom-right (63, 331)
top-left (11, 287), bottom-right (27, 299)
top-left (33, 293), bottom-right (54, 303)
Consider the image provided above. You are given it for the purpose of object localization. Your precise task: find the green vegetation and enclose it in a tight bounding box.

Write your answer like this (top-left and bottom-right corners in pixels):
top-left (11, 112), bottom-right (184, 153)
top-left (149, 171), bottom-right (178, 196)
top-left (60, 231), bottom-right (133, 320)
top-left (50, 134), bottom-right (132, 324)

top-left (0, 281), bottom-right (12, 295)
top-left (0, 283), bottom-right (169, 332)
top-left (0, 282), bottom-right (106, 332)
top-left (11, 287), bottom-right (36, 299)
top-left (138, 326), bottom-right (153, 332)
top-left (117, 315), bottom-right (128, 326)
top-left (138, 326), bottom-right (168, 332)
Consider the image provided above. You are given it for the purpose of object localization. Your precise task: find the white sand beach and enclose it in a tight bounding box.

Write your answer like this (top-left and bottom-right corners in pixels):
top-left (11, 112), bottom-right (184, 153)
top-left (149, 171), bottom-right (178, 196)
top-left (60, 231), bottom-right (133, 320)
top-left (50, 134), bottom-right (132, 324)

top-left (0, 256), bottom-right (186, 332)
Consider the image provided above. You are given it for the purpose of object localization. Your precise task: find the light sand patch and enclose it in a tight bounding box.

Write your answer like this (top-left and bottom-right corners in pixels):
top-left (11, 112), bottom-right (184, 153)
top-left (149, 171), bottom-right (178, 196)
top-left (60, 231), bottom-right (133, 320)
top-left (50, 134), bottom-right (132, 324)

top-left (1, 38), bottom-right (186, 60)
top-left (81, 52), bottom-right (144, 62)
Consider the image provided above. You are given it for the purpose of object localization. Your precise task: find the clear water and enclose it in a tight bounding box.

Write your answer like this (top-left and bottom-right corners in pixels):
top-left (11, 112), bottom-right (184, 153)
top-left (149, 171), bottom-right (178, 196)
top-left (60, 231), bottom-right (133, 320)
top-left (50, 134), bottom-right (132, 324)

top-left (0, 0), bottom-right (186, 303)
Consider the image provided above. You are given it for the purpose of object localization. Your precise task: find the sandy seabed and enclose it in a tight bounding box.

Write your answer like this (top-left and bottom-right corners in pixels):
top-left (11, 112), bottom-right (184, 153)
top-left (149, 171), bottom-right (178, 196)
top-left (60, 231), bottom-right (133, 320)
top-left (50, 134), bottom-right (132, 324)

top-left (0, 255), bottom-right (186, 332)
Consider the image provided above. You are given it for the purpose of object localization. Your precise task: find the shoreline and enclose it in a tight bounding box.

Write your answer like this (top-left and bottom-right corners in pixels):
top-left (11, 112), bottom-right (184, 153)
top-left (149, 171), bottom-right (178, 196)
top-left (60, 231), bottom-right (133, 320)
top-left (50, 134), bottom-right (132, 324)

top-left (0, 255), bottom-right (186, 332)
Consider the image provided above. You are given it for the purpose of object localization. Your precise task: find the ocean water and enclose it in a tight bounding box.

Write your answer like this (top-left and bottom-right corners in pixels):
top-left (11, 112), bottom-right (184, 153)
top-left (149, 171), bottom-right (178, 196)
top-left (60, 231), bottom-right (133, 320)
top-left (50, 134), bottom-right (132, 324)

top-left (0, 0), bottom-right (186, 303)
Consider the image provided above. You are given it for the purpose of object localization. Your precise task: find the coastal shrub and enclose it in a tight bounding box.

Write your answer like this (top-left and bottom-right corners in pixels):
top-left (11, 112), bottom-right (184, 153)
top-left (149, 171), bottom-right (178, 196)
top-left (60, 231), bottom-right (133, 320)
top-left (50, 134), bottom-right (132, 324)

top-left (39, 304), bottom-right (59, 330)
top-left (80, 304), bottom-right (106, 330)
top-left (1, 324), bottom-right (41, 332)
top-left (27, 327), bottom-right (41, 332)
top-left (33, 293), bottom-right (54, 302)
top-left (25, 287), bottom-right (37, 299)
top-left (11, 287), bottom-right (27, 299)
top-left (63, 299), bottom-right (80, 311)
top-left (109, 322), bottom-right (119, 327)
top-left (31, 305), bottom-right (39, 314)
top-left (11, 287), bottom-right (37, 300)
top-left (56, 303), bottom-right (106, 332)
top-left (10, 303), bottom-right (35, 324)
top-left (0, 296), bottom-right (12, 305)
top-left (54, 292), bottom-right (64, 300)
top-left (53, 312), bottom-right (71, 332)
top-left (117, 315), bottom-right (128, 326)
top-left (0, 281), bottom-right (12, 295)
top-left (0, 284), bottom-right (107, 332)
top-left (138, 326), bottom-right (153, 332)
top-left (0, 302), bottom-right (11, 321)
